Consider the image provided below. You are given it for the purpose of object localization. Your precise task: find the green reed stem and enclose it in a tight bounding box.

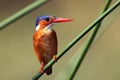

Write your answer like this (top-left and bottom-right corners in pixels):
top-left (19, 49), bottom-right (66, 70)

top-left (0, 0), bottom-right (48, 30)
top-left (67, 0), bottom-right (112, 80)
top-left (33, 0), bottom-right (120, 80)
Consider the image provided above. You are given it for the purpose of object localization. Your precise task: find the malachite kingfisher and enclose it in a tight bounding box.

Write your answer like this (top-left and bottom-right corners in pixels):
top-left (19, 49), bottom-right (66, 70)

top-left (33, 15), bottom-right (72, 75)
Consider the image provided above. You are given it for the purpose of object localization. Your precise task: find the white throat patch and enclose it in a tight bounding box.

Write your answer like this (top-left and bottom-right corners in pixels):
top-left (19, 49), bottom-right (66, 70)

top-left (36, 24), bottom-right (41, 31)
top-left (35, 23), bottom-right (54, 31)
top-left (45, 23), bottom-right (54, 30)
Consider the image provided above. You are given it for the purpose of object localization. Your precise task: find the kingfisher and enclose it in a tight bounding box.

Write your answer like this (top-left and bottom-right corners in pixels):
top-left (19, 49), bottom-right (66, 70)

top-left (33, 15), bottom-right (72, 75)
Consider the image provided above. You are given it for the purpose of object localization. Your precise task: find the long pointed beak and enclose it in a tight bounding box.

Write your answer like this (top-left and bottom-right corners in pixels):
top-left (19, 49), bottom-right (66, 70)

top-left (53, 18), bottom-right (73, 23)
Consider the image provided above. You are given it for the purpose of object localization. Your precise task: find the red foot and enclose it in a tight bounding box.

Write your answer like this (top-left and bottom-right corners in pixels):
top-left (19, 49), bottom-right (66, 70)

top-left (40, 62), bottom-right (45, 74)
top-left (53, 55), bottom-right (57, 61)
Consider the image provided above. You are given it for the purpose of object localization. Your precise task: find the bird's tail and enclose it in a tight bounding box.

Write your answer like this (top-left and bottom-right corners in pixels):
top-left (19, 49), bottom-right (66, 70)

top-left (45, 66), bottom-right (52, 75)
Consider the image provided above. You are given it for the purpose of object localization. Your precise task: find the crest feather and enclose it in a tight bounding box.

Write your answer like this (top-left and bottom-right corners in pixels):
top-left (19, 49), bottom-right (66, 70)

top-left (35, 15), bottom-right (50, 27)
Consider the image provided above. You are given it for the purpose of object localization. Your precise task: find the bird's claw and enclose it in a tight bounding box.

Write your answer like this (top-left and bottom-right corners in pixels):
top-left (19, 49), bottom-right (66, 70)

top-left (40, 62), bottom-right (45, 74)
top-left (53, 55), bottom-right (57, 62)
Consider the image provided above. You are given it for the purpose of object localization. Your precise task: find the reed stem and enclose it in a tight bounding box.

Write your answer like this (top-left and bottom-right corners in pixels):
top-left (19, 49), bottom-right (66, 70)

top-left (67, 0), bottom-right (112, 79)
top-left (0, 0), bottom-right (48, 30)
top-left (33, 0), bottom-right (120, 79)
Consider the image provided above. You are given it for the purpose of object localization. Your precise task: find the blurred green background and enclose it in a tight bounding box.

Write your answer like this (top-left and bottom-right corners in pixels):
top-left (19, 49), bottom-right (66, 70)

top-left (0, 0), bottom-right (120, 80)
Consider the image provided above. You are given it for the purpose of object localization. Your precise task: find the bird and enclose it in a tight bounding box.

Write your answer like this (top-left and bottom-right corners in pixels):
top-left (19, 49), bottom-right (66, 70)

top-left (33, 15), bottom-right (72, 75)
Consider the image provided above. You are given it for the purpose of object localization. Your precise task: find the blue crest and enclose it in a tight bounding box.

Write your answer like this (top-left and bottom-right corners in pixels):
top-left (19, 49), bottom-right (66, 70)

top-left (35, 15), bottom-right (50, 27)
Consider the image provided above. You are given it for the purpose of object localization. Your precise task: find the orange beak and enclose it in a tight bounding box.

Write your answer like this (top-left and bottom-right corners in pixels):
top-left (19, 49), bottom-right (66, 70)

top-left (53, 18), bottom-right (73, 23)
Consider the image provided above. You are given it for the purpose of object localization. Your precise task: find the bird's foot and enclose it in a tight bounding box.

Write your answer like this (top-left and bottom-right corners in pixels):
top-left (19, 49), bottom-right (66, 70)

top-left (53, 55), bottom-right (57, 62)
top-left (40, 62), bottom-right (45, 74)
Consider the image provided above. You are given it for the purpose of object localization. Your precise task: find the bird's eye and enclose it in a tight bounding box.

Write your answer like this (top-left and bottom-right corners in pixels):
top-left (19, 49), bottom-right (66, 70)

top-left (45, 18), bottom-right (50, 21)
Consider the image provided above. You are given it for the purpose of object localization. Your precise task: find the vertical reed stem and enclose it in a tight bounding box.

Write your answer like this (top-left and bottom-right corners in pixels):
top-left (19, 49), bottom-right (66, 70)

top-left (67, 0), bottom-right (112, 79)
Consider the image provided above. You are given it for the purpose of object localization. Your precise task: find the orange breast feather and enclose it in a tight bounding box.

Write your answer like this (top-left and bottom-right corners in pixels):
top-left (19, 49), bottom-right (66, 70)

top-left (33, 29), bottom-right (57, 64)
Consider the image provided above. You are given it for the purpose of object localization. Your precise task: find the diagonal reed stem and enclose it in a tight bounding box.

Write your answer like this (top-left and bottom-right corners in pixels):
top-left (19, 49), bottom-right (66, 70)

top-left (0, 0), bottom-right (48, 30)
top-left (33, 0), bottom-right (120, 80)
top-left (67, 0), bottom-right (112, 80)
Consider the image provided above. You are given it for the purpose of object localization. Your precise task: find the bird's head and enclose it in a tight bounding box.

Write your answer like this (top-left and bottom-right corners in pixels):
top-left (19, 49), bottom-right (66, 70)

top-left (35, 15), bottom-right (72, 31)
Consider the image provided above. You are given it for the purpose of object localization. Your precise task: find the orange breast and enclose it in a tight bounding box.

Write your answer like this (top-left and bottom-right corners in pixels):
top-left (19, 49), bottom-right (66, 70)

top-left (33, 29), bottom-right (57, 64)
